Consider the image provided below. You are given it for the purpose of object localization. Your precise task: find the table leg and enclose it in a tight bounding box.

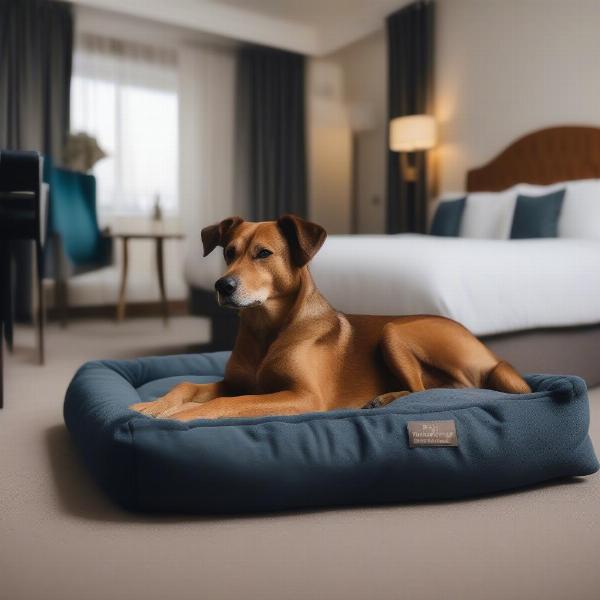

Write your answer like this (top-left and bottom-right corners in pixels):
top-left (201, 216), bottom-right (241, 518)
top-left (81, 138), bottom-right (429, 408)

top-left (155, 237), bottom-right (168, 324)
top-left (116, 237), bottom-right (129, 321)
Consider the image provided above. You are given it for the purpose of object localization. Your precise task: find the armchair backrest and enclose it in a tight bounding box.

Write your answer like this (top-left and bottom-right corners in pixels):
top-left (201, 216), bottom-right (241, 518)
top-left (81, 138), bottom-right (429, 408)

top-left (44, 161), bottom-right (104, 265)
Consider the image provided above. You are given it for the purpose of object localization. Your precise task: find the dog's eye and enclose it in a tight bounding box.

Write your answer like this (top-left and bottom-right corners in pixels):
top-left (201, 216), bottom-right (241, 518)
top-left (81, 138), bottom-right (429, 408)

top-left (224, 247), bottom-right (236, 262)
top-left (255, 248), bottom-right (272, 259)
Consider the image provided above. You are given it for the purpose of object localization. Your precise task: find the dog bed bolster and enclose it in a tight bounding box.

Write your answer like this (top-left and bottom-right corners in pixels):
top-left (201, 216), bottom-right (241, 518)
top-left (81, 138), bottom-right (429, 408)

top-left (64, 352), bottom-right (598, 513)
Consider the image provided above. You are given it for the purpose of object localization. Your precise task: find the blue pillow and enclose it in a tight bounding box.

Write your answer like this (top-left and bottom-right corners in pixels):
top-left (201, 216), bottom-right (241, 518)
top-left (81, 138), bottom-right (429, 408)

top-left (64, 352), bottom-right (598, 514)
top-left (510, 189), bottom-right (565, 239)
top-left (430, 197), bottom-right (466, 236)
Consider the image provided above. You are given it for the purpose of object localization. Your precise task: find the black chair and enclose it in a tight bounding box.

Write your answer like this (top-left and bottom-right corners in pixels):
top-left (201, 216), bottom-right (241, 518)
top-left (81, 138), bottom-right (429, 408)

top-left (0, 150), bottom-right (47, 408)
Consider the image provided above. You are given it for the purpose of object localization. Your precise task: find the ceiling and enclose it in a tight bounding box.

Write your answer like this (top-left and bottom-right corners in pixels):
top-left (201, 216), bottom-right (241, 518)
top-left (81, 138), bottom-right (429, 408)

top-left (214, 0), bottom-right (402, 29)
top-left (70, 0), bottom-right (409, 55)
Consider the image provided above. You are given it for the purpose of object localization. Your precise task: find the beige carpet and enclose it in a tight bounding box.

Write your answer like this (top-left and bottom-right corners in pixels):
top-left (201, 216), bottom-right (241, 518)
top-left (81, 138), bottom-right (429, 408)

top-left (1, 317), bottom-right (599, 600)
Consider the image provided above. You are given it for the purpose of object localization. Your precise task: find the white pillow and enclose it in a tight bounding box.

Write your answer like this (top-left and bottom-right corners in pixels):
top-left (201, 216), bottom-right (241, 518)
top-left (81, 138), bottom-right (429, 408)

top-left (459, 187), bottom-right (519, 239)
top-left (511, 179), bottom-right (600, 239)
top-left (558, 179), bottom-right (600, 239)
top-left (456, 179), bottom-right (600, 240)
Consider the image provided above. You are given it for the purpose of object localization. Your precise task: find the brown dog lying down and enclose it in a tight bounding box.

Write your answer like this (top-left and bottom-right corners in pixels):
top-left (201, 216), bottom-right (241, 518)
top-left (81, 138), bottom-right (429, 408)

top-left (130, 214), bottom-right (531, 421)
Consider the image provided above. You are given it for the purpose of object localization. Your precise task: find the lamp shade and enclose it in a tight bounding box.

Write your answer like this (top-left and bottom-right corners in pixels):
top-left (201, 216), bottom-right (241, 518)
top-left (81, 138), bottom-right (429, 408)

top-left (389, 114), bottom-right (436, 152)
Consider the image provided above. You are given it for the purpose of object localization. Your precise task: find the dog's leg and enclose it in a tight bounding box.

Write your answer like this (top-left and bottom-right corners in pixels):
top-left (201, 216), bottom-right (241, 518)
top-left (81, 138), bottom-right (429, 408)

top-left (486, 360), bottom-right (531, 394)
top-left (130, 381), bottom-right (225, 417)
top-left (362, 390), bottom-right (410, 409)
top-left (164, 391), bottom-right (320, 421)
top-left (361, 324), bottom-right (429, 410)
top-left (380, 324), bottom-right (427, 392)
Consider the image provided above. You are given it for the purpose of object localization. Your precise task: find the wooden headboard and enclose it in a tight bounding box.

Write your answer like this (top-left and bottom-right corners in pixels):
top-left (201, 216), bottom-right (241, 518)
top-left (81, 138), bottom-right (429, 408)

top-left (466, 126), bottom-right (600, 192)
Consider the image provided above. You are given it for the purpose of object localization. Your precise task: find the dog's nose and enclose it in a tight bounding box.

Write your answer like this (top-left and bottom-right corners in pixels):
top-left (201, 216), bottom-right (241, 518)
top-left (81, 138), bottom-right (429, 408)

top-left (215, 276), bottom-right (238, 296)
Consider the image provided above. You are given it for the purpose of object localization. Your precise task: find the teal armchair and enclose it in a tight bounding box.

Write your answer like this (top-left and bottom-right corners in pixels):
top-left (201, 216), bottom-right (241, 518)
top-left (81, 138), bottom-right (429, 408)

top-left (43, 160), bottom-right (113, 324)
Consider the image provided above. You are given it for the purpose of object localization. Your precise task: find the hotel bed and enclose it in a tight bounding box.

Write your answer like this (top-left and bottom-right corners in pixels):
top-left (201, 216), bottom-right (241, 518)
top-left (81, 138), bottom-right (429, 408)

top-left (186, 126), bottom-right (600, 386)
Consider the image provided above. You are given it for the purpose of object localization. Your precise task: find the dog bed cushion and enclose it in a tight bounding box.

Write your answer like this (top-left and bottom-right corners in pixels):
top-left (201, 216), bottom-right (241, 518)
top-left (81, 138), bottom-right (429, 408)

top-left (64, 352), bottom-right (598, 514)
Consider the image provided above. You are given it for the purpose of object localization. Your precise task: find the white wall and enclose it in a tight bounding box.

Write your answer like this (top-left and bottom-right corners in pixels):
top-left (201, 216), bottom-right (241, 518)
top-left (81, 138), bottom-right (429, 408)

top-left (307, 59), bottom-right (352, 233)
top-left (308, 31), bottom-right (387, 233)
top-left (331, 30), bottom-right (387, 233)
top-left (436, 0), bottom-right (600, 192)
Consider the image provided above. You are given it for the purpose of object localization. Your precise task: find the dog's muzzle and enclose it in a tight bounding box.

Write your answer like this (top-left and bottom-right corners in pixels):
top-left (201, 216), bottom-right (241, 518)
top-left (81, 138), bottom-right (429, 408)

top-left (215, 276), bottom-right (238, 297)
top-left (215, 276), bottom-right (242, 307)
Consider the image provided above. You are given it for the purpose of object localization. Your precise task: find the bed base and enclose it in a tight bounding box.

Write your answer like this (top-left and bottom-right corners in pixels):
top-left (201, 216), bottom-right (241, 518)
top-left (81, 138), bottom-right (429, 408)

top-left (483, 325), bottom-right (600, 388)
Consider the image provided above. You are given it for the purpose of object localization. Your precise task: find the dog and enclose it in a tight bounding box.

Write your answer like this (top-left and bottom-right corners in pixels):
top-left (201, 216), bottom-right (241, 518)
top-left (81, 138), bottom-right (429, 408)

top-left (130, 214), bottom-right (531, 421)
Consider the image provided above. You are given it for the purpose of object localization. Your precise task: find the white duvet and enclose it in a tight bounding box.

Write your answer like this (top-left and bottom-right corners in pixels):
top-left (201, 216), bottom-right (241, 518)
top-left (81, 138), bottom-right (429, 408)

top-left (185, 234), bottom-right (600, 337)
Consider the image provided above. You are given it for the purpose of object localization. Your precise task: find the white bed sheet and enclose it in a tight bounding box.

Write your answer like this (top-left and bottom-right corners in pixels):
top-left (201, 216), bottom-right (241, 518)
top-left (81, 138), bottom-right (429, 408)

top-left (185, 234), bottom-right (600, 336)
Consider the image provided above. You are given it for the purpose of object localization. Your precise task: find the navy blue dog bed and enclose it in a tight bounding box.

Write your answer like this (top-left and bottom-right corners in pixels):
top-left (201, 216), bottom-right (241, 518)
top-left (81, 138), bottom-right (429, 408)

top-left (64, 352), bottom-right (598, 514)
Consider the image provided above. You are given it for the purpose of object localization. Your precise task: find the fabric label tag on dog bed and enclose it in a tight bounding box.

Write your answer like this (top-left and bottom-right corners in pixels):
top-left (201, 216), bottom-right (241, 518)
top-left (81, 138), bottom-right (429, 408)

top-left (407, 420), bottom-right (458, 448)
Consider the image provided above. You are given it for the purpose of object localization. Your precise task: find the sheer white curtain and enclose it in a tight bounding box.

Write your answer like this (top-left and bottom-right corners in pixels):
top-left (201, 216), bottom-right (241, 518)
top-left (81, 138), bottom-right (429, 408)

top-left (178, 44), bottom-right (236, 280)
top-left (71, 34), bottom-right (179, 216)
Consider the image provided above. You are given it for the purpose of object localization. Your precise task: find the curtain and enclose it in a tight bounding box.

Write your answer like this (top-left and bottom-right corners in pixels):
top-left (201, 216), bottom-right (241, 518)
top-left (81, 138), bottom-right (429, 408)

top-left (71, 34), bottom-right (178, 216)
top-left (0, 0), bottom-right (73, 158)
top-left (386, 0), bottom-right (435, 234)
top-left (178, 44), bottom-right (236, 281)
top-left (0, 0), bottom-right (73, 320)
top-left (236, 45), bottom-right (307, 221)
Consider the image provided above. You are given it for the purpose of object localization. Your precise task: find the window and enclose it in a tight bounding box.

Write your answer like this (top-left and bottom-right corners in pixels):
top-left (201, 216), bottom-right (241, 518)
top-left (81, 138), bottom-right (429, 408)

top-left (70, 35), bottom-right (179, 216)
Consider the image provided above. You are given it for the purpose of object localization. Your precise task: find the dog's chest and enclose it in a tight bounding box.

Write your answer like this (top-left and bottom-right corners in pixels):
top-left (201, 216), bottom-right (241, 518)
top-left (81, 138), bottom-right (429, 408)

top-left (231, 360), bottom-right (287, 394)
top-left (227, 343), bottom-right (298, 395)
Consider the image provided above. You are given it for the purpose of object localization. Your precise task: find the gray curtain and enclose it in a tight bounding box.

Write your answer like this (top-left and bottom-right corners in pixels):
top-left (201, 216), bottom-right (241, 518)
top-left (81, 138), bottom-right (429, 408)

top-left (0, 0), bottom-right (73, 320)
top-left (386, 0), bottom-right (435, 234)
top-left (235, 45), bottom-right (307, 221)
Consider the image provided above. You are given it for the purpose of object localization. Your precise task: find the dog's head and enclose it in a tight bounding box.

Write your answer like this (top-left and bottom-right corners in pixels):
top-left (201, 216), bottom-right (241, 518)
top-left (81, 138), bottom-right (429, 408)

top-left (201, 214), bottom-right (327, 309)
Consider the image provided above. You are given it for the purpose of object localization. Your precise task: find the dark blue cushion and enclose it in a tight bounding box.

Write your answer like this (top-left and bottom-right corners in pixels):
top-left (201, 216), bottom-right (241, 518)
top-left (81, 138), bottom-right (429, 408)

top-left (64, 352), bottom-right (598, 514)
top-left (510, 189), bottom-right (565, 239)
top-left (430, 197), bottom-right (466, 236)
top-left (44, 159), bottom-right (106, 265)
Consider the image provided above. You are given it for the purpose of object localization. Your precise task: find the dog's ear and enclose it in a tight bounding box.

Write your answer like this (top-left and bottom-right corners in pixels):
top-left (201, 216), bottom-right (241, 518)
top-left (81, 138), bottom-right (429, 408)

top-left (201, 216), bottom-right (244, 257)
top-left (277, 214), bottom-right (327, 267)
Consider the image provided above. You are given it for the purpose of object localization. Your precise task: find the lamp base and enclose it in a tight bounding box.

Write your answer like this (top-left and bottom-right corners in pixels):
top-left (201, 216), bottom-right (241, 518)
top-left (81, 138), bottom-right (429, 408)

top-left (400, 153), bottom-right (418, 182)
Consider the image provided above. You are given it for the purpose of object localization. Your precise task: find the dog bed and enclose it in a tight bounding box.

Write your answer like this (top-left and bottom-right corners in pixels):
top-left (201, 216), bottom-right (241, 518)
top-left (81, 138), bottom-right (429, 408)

top-left (64, 352), bottom-right (598, 514)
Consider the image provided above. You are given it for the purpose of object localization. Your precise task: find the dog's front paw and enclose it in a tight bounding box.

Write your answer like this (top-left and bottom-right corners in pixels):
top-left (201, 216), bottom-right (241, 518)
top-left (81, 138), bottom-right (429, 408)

top-left (129, 398), bottom-right (172, 418)
top-left (362, 390), bottom-right (410, 409)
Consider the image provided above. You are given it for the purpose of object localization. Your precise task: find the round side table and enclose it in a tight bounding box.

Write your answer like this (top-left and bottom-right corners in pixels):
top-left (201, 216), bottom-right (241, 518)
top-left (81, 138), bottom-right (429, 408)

top-left (111, 231), bottom-right (184, 323)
